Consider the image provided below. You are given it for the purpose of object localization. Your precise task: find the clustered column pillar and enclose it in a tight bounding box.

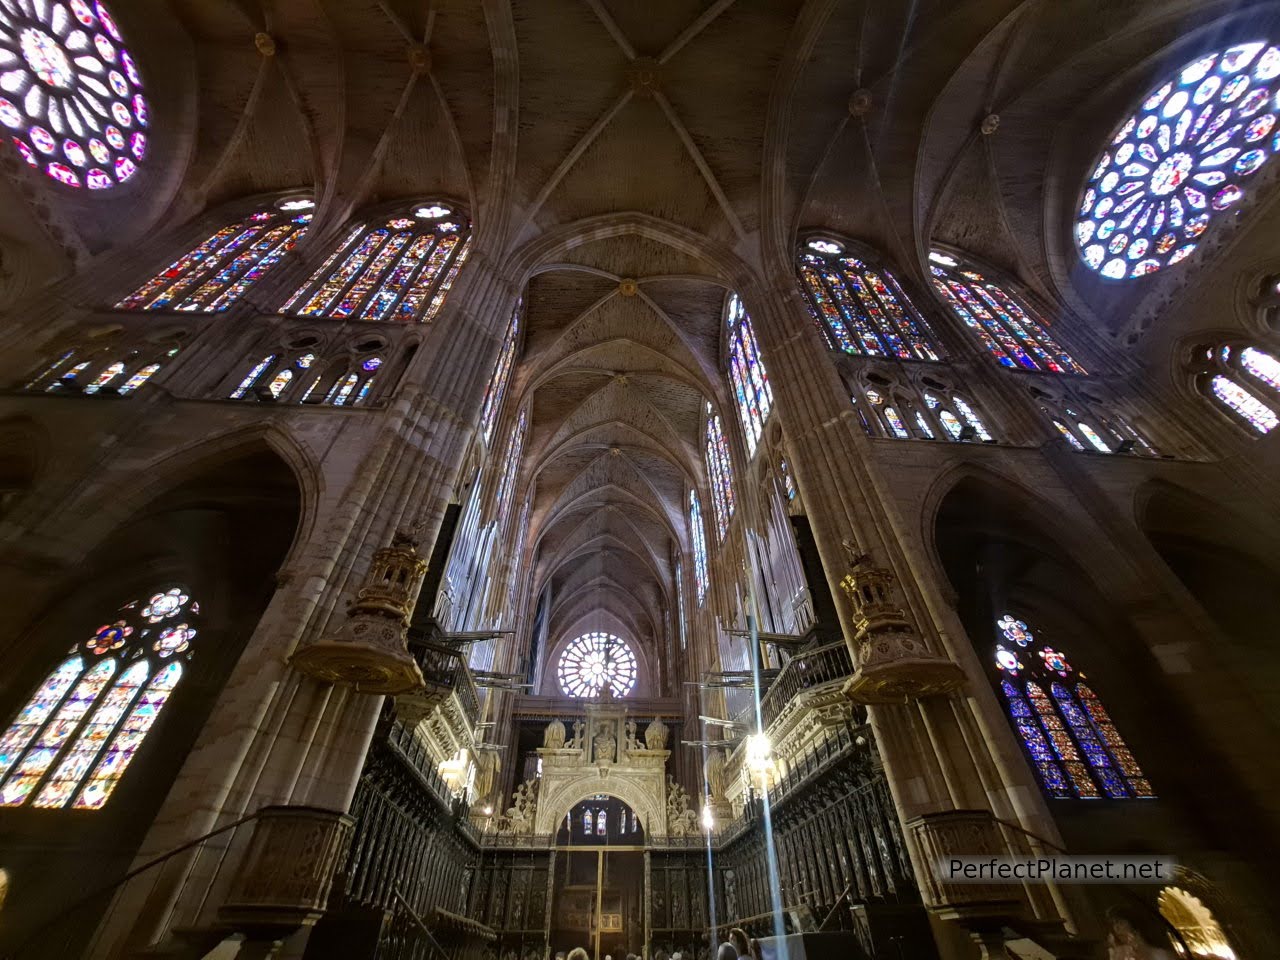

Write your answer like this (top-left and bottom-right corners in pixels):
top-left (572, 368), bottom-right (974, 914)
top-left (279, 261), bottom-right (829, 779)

top-left (740, 275), bottom-right (1045, 938)
top-left (90, 250), bottom-right (523, 958)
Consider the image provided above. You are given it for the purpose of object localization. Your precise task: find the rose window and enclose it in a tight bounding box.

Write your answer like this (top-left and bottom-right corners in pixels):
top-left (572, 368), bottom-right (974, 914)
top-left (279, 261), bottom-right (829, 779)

top-left (0, 0), bottom-right (147, 189)
top-left (1076, 42), bottom-right (1280, 279)
top-left (557, 632), bottom-right (637, 698)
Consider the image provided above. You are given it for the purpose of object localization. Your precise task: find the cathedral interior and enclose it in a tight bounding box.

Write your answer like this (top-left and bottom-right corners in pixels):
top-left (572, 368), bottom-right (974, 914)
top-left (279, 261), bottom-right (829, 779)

top-left (0, 0), bottom-right (1278, 958)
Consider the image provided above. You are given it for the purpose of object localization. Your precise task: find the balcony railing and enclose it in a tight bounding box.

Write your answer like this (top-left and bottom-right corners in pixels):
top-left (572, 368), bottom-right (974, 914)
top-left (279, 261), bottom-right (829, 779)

top-left (407, 639), bottom-right (481, 731)
top-left (739, 640), bottom-right (854, 731)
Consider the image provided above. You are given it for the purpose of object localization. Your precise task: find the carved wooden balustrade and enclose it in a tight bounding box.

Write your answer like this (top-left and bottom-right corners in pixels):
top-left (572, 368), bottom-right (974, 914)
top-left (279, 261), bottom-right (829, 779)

top-left (302, 712), bottom-right (488, 960)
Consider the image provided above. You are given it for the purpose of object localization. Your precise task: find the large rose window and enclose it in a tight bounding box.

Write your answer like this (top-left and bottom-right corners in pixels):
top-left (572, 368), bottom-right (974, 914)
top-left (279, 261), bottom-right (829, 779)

top-left (0, 0), bottom-right (147, 189)
top-left (1076, 42), bottom-right (1280, 280)
top-left (557, 632), bottom-right (637, 698)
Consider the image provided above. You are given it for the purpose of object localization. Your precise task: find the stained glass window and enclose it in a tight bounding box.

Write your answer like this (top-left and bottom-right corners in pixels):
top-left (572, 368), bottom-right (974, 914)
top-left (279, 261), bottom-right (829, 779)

top-left (282, 204), bottom-right (470, 323)
top-left (992, 613), bottom-right (1152, 800)
top-left (597, 810), bottom-right (608, 835)
top-left (229, 352), bottom-right (317, 402)
top-left (1076, 42), bottom-right (1280, 279)
top-left (0, 585), bottom-right (199, 809)
top-left (1241, 345), bottom-right (1280, 391)
top-left (0, 0), bottom-right (147, 189)
top-left (883, 406), bottom-right (909, 438)
top-left (1052, 419), bottom-right (1086, 450)
top-left (704, 404), bottom-right (735, 541)
top-left (1200, 342), bottom-right (1280, 433)
top-left (118, 200), bottom-right (313, 312)
top-left (1211, 374), bottom-right (1278, 432)
top-left (797, 239), bottom-right (943, 360)
top-left (929, 251), bottom-right (1087, 374)
top-left (27, 346), bottom-right (174, 394)
top-left (557, 632), bottom-right (637, 698)
top-left (1077, 422), bottom-right (1112, 452)
top-left (480, 302), bottom-right (521, 444)
top-left (725, 294), bottom-right (773, 457)
top-left (953, 396), bottom-right (992, 441)
top-left (689, 491), bottom-right (710, 603)
top-left (778, 457), bottom-right (796, 500)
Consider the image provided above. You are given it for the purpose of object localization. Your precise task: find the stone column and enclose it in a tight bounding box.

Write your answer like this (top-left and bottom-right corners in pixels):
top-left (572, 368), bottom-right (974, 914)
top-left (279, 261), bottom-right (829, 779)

top-left (737, 275), bottom-right (1044, 931)
top-left (89, 250), bottom-right (525, 956)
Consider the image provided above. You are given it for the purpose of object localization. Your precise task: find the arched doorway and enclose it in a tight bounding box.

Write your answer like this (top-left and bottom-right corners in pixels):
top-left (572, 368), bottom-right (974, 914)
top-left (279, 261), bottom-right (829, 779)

top-left (551, 795), bottom-right (645, 960)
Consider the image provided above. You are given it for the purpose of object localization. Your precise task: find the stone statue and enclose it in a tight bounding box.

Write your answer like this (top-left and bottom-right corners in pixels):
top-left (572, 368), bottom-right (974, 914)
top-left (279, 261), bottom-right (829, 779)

top-left (665, 775), bottom-right (699, 836)
top-left (645, 716), bottom-right (669, 750)
top-left (625, 719), bottom-right (640, 751)
top-left (501, 779), bottom-right (539, 834)
top-left (572, 720), bottom-right (585, 750)
top-left (704, 749), bottom-right (727, 801)
top-left (594, 722), bottom-right (616, 763)
top-left (474, 748), bottom-right (500, 800)
top-left (543, 719), bottom-right (566, 750)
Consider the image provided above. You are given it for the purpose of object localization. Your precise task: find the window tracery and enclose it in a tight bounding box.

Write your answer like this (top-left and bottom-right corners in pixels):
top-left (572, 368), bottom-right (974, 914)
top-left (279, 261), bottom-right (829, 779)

top-left (557, 633), bottom-right (637, 698)
top-left (993, 614), bottom-right (1152, 800)
top-left (928, 250), bottom-right (1087, 375)
top-left (118, 200), bottom-right (314, 312)
top-left (850, 376), bottom-right (995, 443)
top-left (689, 490), bottom-right (710, 604)
top-left (495, 408), bottom-right (527, 516)
top-left (704, 403), bottom-right (735, 540)
top-left (1195, 342), bottom-right (1280, 433)
top-left (225, 338), bottom-right (394, 408)
top-left (24, 333), bottom-right (180, 396)
top-left (0, 586), bottom-right (199, 809)
top-left (0, 0), bottom-right (147, 189)
top-left (282, 203), bottom-right (470, 324)
top-left (725, 294), bottom-right (773, 458)
top-left (797, 238), bottom-right (944, 360)
top-left (1077, 42), bottom-right (1280, 280)
top-left (1031, 385), bottom-right (1159, 455)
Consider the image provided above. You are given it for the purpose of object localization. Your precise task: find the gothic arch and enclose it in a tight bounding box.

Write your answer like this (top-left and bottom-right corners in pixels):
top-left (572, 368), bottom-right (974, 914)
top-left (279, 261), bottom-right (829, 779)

top-left (1136, 479), bottom-right (1280, 723)
top-left (534, 778), bottom-right (667, 839)
top-left (51, 424), bottom-right (321, 572)
top-left (919, 462), bottom-right (1116, 602)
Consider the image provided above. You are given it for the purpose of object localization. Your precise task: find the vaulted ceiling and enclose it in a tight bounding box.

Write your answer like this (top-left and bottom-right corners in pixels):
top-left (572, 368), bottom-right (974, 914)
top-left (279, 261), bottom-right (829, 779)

top-left (3, 0), bottom-right (1276, 687)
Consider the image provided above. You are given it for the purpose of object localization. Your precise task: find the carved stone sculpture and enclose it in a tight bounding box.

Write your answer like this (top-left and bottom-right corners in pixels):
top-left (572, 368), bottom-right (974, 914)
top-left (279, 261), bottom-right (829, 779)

top-left (501, 779), bottom-right (539, 834)
top-left (593, 722), bottom-right (616, 763)
top-left (543, 719), bottom-right (566, 750)
top-left (645, 716), bottom-right (668, 750)
top-left (665, 776), bottom-right (699, 836)
top-left (625, 719), bottom-right (639, 751)
top-left (571, 720), bottom-right (584, 750)
top-left (704, 749), bottom-right (727, 802)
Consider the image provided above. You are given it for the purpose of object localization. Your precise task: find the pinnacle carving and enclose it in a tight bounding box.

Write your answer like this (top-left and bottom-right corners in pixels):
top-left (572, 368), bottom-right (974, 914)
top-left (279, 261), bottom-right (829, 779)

top-left (290, 535), bottom-right (428, 694)
top-left (839, 547), bottom-right (965, 703)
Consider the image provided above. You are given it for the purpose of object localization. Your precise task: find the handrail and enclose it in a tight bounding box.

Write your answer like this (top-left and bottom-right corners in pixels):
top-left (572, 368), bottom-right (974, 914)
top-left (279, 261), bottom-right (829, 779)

top-left (391, 885), bottom-right (451, 960)
top-left (6, 809), bottom-right (263, 959)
